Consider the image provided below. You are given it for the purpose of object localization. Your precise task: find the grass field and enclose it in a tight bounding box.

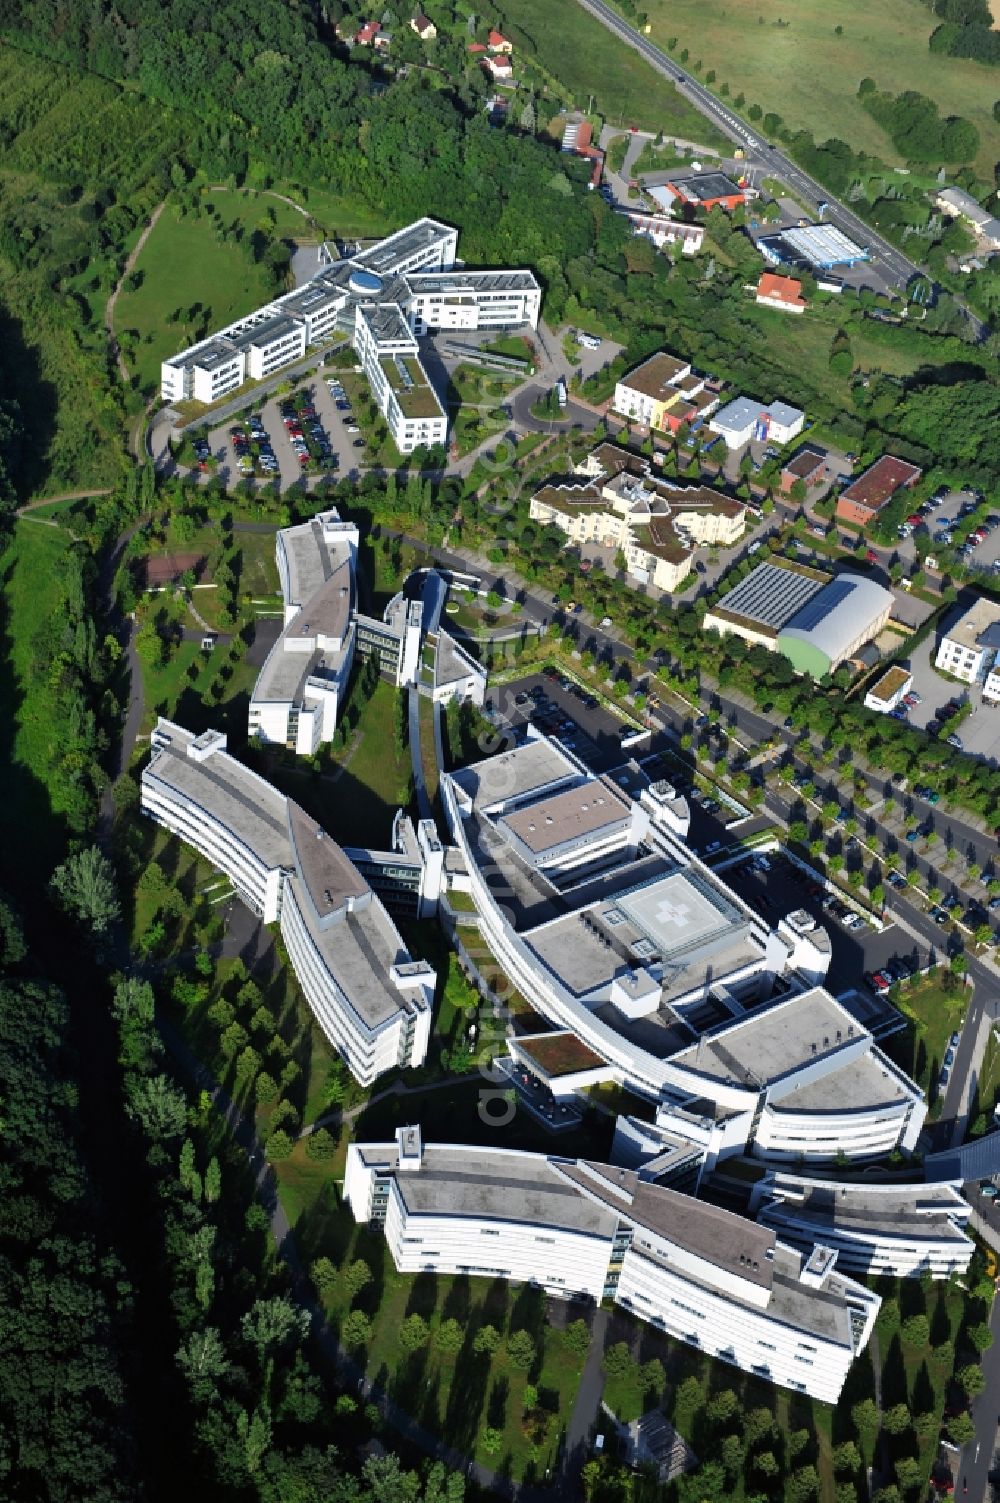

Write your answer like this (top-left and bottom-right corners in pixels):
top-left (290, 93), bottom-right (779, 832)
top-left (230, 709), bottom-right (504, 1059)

top-left (270, 679), bottom-right (412, 849)
top-left (886, 972), bottom-right (968, 1111)
top-left (498, 0), bottom-right (726, 143)
top-left (0, 523), bottom-right (77, 884)
top-left (113, 197), bottom-right (280, 396)
top-left (628, 0), bottom-right (1000, 177)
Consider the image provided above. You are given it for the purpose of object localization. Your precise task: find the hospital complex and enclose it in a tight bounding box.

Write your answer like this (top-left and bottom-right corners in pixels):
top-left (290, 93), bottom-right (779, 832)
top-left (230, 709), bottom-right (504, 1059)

top-left (144, 226), bottom-right (973, 1410)
top-left (141, 687), bottom-right (971, 1402)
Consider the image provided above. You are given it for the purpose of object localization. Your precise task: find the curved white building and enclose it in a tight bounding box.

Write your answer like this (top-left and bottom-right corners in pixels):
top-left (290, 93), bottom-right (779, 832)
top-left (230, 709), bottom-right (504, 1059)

top-left (347, 1130), bottom-right (880, 1404)
top-left (442, 733), bottom-right (924, 1166)
top-left (141, 720), bottom-right (434, 1085)
top-left (753, 1173), bottom-right (973, 1279)
top-left (249, 509), bottom-right (359, 755)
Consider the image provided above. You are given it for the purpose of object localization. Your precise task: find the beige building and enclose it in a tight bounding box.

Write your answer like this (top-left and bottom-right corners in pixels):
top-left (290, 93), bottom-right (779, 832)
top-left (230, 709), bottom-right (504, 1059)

top-left (612, 352), bottom-right (720, 434)
top-left (935, 598), bottom-right (1000, 685)
top-left (529, 443), bottom-right (745, 593)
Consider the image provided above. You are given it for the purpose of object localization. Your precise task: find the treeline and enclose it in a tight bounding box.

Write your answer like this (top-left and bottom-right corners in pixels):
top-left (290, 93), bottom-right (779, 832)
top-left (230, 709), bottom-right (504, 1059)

top-left (0, 898), bottom-right (138, 1500)
top-left (0, 0), bottom-right (596, 278)
top-left (857, 81), bottom-right (979, 165)
top-left (26, 537), bottom-right (117, 833)
top-left (929, 0), bottom-right (1000, 64)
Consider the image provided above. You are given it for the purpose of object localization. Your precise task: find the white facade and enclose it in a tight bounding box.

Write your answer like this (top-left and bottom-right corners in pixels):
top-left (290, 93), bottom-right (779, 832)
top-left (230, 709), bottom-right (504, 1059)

top-left (347, 1134), bottom-right (880, 1404)
top-left (754, 1173), bottom-right (974, 1280)
top-left (709, 397), bottom-right (805, 450)
top-left (442, 733), bottom-right (926, 1168)
top-left (353, 302), bottom-right (448, 455)
top-left (935, 598), bottom-right (1000, 685)
top-left (863, 669), bottom-right (913, 714)
top-left (160, 217), bottom-right (539, 454)
top-left (249, 509), bottom-right (359, 754)
top-left (141, 720), bottom-right (434, 1086)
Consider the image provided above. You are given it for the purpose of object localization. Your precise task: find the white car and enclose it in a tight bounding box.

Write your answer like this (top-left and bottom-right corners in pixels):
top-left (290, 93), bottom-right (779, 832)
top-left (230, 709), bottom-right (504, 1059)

top-left (600, 615), bottom-right (613, 628)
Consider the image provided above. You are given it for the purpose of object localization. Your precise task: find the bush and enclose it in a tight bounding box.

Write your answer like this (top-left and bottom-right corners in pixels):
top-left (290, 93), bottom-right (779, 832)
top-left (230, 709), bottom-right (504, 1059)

top-left (602, 1341), bottom-right (633, 1380)
top-left (304, 1128), bottom-right (336, 1159)
top-left (473, 1323), bottom-right (501, 1356)
top-left (265, 1129), bottom-right (293, 1161)
top-left (311, 1257), bottom-right (338, 1296)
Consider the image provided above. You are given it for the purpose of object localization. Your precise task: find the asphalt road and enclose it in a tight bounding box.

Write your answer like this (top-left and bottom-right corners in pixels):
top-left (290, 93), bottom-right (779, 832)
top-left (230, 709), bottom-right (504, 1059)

top-left (575, 0), bottom-right (922, 291)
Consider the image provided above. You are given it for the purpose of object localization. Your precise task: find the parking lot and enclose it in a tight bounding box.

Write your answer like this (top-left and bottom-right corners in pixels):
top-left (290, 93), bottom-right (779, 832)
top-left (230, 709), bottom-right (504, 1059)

top-left (900, 621), bottom-right (1000, 763)
top-left (203, 371), bottom-right (365, 491)
top-left (713, 847), bottom-right (934, 997)
top-left (485, 669), bottom-right (644, 774)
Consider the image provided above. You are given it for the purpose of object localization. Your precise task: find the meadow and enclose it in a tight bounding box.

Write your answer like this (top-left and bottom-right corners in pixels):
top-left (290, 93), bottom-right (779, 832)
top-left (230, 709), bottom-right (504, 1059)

top-left (630, 0), bottom-right (1000, 178)
top-left (498, 0), bottom-right (727, 143)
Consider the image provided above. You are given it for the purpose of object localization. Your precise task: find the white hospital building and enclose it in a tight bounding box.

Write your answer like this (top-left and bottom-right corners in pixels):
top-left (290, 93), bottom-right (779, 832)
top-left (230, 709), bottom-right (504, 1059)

top-left (160, 218), bottom-right (540, 452)
top-left (442, 733), bottom-right (925, 1168)
top-left (140, 720), bottom-right (435, 1084)
top-left (347, 1129), bottom-right (881, 1404)
top-left (249, 514), bottom-right (486, 755)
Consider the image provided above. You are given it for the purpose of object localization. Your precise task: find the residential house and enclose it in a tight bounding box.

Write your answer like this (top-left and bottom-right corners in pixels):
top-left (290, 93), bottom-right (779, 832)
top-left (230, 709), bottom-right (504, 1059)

top-left (410, 13), bottom-right (437, 39)
top-left (487, 27), bottom-right (513, 52)
top-left (755, 272), bottom-right (807, 313)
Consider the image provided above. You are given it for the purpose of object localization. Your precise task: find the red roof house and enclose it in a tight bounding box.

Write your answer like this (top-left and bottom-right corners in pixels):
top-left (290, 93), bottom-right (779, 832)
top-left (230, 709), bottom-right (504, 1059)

top-left (488, 28), bottom-right (513, 52)
top-left (756, 272), bottom-right (807, 313)
top-left (836, 456), bottom-right (923, 528)
top-left (355, 19), bottom-right (380, 45)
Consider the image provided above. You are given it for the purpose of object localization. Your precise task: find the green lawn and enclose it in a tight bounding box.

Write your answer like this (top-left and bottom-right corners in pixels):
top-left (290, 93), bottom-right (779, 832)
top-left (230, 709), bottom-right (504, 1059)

top-left (0, 523), bottom-right (78, 882)
top-left (885, 972), bottom-right (968, 1111)
top-left (113, 195), bottom-right (280, 396)
top-left (498, 0), bottom-right (727, 142)
top-left (269, 678), bottom-right (412, 849)
top-left (627, 0), bottom-right (1000, 177)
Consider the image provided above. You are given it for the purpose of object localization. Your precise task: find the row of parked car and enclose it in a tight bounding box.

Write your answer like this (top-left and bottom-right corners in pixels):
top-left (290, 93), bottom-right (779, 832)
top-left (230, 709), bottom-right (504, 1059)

top-left (863, 954), bottom-right (919, 993)
top-left (230, 418), bottom-right (278, 477)
top-left (327, 377), bottom-right (365, 448)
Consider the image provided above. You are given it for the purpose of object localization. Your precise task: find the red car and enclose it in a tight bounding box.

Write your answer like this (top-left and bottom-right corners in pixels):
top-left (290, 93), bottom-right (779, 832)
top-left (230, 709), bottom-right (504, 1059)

top-left (866, 548), bottom-right (879, 563)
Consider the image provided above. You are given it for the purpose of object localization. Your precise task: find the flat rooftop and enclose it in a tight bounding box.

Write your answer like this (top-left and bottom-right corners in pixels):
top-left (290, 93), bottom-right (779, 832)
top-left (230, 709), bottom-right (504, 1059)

top-left (352, 217), bottom-right (455, 276)
top-left (780, 223), bottom-right (869, 267)
top-left (942, 596), bottom-right (1000, 651)
top-left (783, 446), bottom-right (828, 480)
top-left (450, 738), bottom-right (581, 811)
top-left (512, 1031), bottom-right (607, 1077)
top-left (393, 1145), bottom-right (620, 1236)
top-left (619, 351), bottom-right (691, 402)
top-left (761, 1177), bottom-right (970, 1244)
top-left (710, 559), bottom-right (827, 633)
top-left (868, 665), bottom-right (911, 703)
top-left (770, 1047), bottom-right (912, 1112)
top-left (840, 455), bottom-right (922, 510)
top-left (145, 726), bottom-right (291, 869)
top-left (499, 777), bottom-right (631, 856)
top-left (670, 988), bottom-right (867, 1090)
top-left (667, 173), bottom-right (743, 202)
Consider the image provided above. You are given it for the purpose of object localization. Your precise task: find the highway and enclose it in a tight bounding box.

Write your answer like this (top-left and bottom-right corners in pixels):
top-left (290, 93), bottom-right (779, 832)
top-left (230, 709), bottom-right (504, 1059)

top-left (575, 0), bottom-right (923, 291)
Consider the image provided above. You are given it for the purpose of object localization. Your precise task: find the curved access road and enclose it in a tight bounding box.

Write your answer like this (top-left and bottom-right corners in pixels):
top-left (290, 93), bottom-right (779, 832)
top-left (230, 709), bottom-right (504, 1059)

top-left (575, 0), bottom-right (922, 291)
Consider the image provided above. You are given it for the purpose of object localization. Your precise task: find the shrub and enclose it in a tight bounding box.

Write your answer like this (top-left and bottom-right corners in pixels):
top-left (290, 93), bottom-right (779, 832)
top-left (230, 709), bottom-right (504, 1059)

top-left (305, 1128), bottom-right (336, 1159)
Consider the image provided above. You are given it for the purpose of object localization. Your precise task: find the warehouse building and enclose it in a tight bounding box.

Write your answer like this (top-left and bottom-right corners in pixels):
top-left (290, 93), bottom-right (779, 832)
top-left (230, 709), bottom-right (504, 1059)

top-left (704, 559), bottom-right (893, 676)
top-left (141, 721), bottom-right (435, 1084)
top-left (758, 223), bottom-right (869, 271)
top-left (347, 1130), bottom-right (881, 1403)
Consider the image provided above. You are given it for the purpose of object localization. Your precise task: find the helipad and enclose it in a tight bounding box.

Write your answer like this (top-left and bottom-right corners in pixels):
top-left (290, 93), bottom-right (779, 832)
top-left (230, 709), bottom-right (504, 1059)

top-left (616, 871), bottom-right (738, 957)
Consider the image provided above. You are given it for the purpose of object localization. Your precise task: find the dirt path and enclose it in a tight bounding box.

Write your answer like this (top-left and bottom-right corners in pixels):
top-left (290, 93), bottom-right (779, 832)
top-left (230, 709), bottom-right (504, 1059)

top-left (105, 199), bottom-right (166, 384)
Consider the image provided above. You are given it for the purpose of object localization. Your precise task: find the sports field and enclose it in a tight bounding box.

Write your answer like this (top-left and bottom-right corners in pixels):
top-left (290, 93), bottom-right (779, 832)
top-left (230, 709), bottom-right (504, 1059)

top-left (632, 0), bottom-right (1000, 177)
